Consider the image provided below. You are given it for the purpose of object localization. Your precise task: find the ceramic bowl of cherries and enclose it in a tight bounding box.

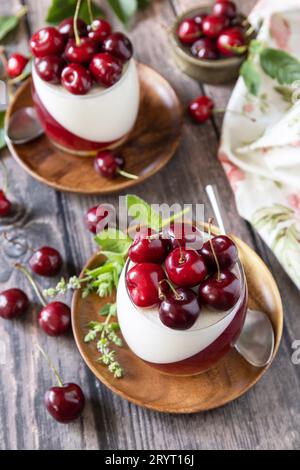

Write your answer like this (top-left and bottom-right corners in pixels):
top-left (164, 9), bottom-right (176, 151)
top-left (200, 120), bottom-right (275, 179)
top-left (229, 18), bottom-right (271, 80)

top-left (171, 1), bottom-right (254, 85)
top-left (29, 16), bottom-right (133, 93)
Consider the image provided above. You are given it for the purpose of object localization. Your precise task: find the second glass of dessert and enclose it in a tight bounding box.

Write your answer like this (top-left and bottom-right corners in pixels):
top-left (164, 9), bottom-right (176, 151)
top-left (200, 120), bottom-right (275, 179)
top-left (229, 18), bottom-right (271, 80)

top-left (30, 16), bottom-right (140, 156)
top-left (117, 222), bottom-right (248, 376)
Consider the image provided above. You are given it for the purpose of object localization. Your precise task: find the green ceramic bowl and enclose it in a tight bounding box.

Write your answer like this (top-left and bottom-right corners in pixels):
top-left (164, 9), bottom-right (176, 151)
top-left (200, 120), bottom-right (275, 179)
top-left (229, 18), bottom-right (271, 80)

top-left (170, 5), bottom-right (248, 85)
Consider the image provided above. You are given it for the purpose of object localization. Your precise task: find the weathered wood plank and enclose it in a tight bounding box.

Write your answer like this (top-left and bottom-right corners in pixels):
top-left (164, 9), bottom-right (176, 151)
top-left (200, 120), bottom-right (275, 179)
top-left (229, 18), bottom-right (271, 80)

top-left (0, 0), bottom-right (299, 450)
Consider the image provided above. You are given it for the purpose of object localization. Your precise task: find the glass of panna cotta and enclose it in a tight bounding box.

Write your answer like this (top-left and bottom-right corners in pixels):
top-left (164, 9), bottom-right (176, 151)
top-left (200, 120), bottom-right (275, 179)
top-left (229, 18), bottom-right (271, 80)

top-left (32, 60), bottom-right (140, 156)
top-left (117, 225), bottom-right (248, 376)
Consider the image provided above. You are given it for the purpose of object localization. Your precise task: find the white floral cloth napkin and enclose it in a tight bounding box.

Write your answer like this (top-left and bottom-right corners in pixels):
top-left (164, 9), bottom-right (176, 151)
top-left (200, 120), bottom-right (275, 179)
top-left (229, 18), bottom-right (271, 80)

top-left (219, 0), bottom-right (300, 288)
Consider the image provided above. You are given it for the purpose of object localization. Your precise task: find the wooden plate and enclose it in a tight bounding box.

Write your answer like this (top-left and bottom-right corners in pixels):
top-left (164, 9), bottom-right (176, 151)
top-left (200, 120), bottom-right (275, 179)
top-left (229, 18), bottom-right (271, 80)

top-left (72, 231), bottom-right (283, 413)
top-left (6, 64), bottom-right (183, 194)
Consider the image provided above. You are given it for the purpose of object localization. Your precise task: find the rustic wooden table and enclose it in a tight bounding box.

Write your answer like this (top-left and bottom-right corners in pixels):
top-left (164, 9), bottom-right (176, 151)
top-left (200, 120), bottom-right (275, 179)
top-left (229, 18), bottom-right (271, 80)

top-left (1, 0), bottom-right (299, 451)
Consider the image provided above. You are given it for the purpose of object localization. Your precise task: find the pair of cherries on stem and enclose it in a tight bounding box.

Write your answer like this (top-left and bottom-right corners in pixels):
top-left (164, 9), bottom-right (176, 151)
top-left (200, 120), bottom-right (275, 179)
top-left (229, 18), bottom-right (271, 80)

top-left (188, 95), bottom-right (256, 124)
top-left (38, 344), bottom-right (85, 424)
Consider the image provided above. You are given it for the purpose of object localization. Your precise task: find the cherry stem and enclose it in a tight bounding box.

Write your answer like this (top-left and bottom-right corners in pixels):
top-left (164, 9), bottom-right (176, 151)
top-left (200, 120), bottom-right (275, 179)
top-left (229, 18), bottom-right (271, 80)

top-left (87, 0), bottom-right (94, 24)
top-left (208, 217), bottom-right (221, 281)
top-left (214, 109), bottom-right (256, 123)
top-left (159, 279), bottom-right (181, 301)
top-left (16, 5), bottom-right (28, 19)
top-left (74, 0), bottom-right (82, 46)
top-left (245, 25), bottom-right (255, 37)
top-left (0, 158), bottom-right (8, 194)
top-left (15, 263), bottom-right (47, 307)
top-left (37, 344), bottom-right (64, 388)
top-left (178, 242), bottom-right (185, 264)
top-left (117, 169), bottom-right (138, 180)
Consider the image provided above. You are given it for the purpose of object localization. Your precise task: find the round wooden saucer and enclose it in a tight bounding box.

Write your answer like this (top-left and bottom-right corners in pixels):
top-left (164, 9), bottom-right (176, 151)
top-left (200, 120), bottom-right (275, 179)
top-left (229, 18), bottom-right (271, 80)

top-left (72, 232), bottom-right (283, 413)
top-left (6, 63), bottom-right (183, 194)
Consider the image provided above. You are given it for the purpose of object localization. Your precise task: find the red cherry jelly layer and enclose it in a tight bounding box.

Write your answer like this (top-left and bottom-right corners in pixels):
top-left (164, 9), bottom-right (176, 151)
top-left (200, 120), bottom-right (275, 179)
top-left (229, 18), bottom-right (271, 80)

top-left (144, 285), bottom-right (248, 376)
top-left (32, 84), bottom-right (125, 154)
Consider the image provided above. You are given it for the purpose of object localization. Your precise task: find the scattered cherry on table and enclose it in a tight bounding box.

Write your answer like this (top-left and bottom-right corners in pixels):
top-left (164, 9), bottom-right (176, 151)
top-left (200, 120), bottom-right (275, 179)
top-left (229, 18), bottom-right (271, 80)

top-left (38, 344), bottom-right (85, 423)
top-left (29, 246), bottom-right (62, 277)
top-left (6, 53), bottom-right (29, 78)
top-left (0, 288), bottom-right (29, 320)
top-left (85, 205), bottom-right (109, 234)
top-left (188, 95), bottom-right (214, 124)
top-left (0, 190), bottom-right (11, 216)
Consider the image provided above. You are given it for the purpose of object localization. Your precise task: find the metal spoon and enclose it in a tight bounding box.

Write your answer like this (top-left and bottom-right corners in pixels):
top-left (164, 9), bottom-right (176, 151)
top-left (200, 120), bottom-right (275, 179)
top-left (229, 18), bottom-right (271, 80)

top-left (205, 184), bottom-right (275, 367)
top-left (5, 107), bottom-right (44, 144)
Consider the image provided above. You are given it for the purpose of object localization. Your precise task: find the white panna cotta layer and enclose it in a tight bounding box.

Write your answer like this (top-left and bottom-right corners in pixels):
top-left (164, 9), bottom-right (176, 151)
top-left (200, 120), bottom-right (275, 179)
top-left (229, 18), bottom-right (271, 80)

top-left (32, 59), bottom-right (140, 142)
top-left (117, 261), bottom-right (244, 364)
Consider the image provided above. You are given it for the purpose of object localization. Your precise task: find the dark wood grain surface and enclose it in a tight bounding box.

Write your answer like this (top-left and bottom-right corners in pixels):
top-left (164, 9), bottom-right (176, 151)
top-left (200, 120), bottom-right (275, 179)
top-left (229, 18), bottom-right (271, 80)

top-left (0, 0), bottom-right (299, 450)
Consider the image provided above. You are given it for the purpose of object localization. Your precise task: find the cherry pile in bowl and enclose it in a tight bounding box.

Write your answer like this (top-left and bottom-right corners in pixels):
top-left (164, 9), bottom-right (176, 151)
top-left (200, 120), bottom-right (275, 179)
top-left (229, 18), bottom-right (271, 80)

top-left (29, 17), bottom-right (133, 94)
top-left (125, 223), bottom-right (242, 331)
top-left (176, 0), bottom-right (249, 60)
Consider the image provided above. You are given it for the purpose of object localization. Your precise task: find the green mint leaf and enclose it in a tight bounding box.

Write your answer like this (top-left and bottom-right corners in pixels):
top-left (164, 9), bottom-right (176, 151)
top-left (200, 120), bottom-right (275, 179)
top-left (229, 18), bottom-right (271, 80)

top-left (109, 302), bottom-right (117, 316)
top-left (107, 0), bottom-right (137, 25)
top-left (126, 194), bottom-right (162, 231)
top-left (260, 48), bottom-right (300, 85)
top-left (0, 111), bottom-right (6, 150)
top-left (94, 228), bottom-right (132, 257)
top-left (99, 304), bottom-right (111, 316)
top-left (240, 59), bottom-right (261, 96)
top-left (0, 15), bottom-right (19, 41)
top-left (46, 0), bottom-right (104, 25)
top-left (248, 39), bottom-right (264, 56)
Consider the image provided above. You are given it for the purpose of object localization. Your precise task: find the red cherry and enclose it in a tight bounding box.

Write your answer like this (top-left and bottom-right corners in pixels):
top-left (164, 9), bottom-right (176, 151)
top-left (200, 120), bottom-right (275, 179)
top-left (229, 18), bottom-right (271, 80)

top-left (202, 15), bottom-right (229, 38)
top-left (199, 235), bottom-right (238, 273)
top-left (126, 263), bottom-right (165, 307)
top-left (85, 205), bottom-right (109, 234)
top-left (45, 383), bottom-right (85, 423)
top-left (165, 248), bottom-right (207, 288)
top-left (167, 222), bottom-right (203, 250)
top-left (6, 53), bottom-right (28, 78)
top-left (191, 37), bottom-right (219, 60)
top-left (38, 301), bottom-right (71, 336)
top-left (0, 190), bottom-right (11, 216)
top-left (30, 27), bottom-right (65, 58)
top-left (193, 13), bottom-right (207, 27)
top-left (0, 289), bottom-right (29, 319)
top-left (88, 18), bottom-right (112, 42)
top-left (94, 150), bottom-right (137, 180)
top-left (35, 56), bottom-right (65, 83)
top-left (217, 27), bottom-right (246, 57)
top-left (128, 227), bottom-right (167, 264)
top-left (177, 18), bottom-right (202, 45)
top-left (159, 286), bottom-right (200, 330)
top-left (61, 63), bottom-right (93, 95)
top-left (102, 32), bottom-right (133, 62)
top-left (89, 53), bottom-right (122, 87)
top-left (188, 95), bottom-right (214, 123)
top-left (198, 269), bottom-right (241, 310)
top-left (29, 246), bottom-right (62, 277)
top-left (213, 1), bottom-right (237, 19)
top-left (58, 17), bottom-right (87, 39)
top-left (65, 37), bottom-right (98, 64)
